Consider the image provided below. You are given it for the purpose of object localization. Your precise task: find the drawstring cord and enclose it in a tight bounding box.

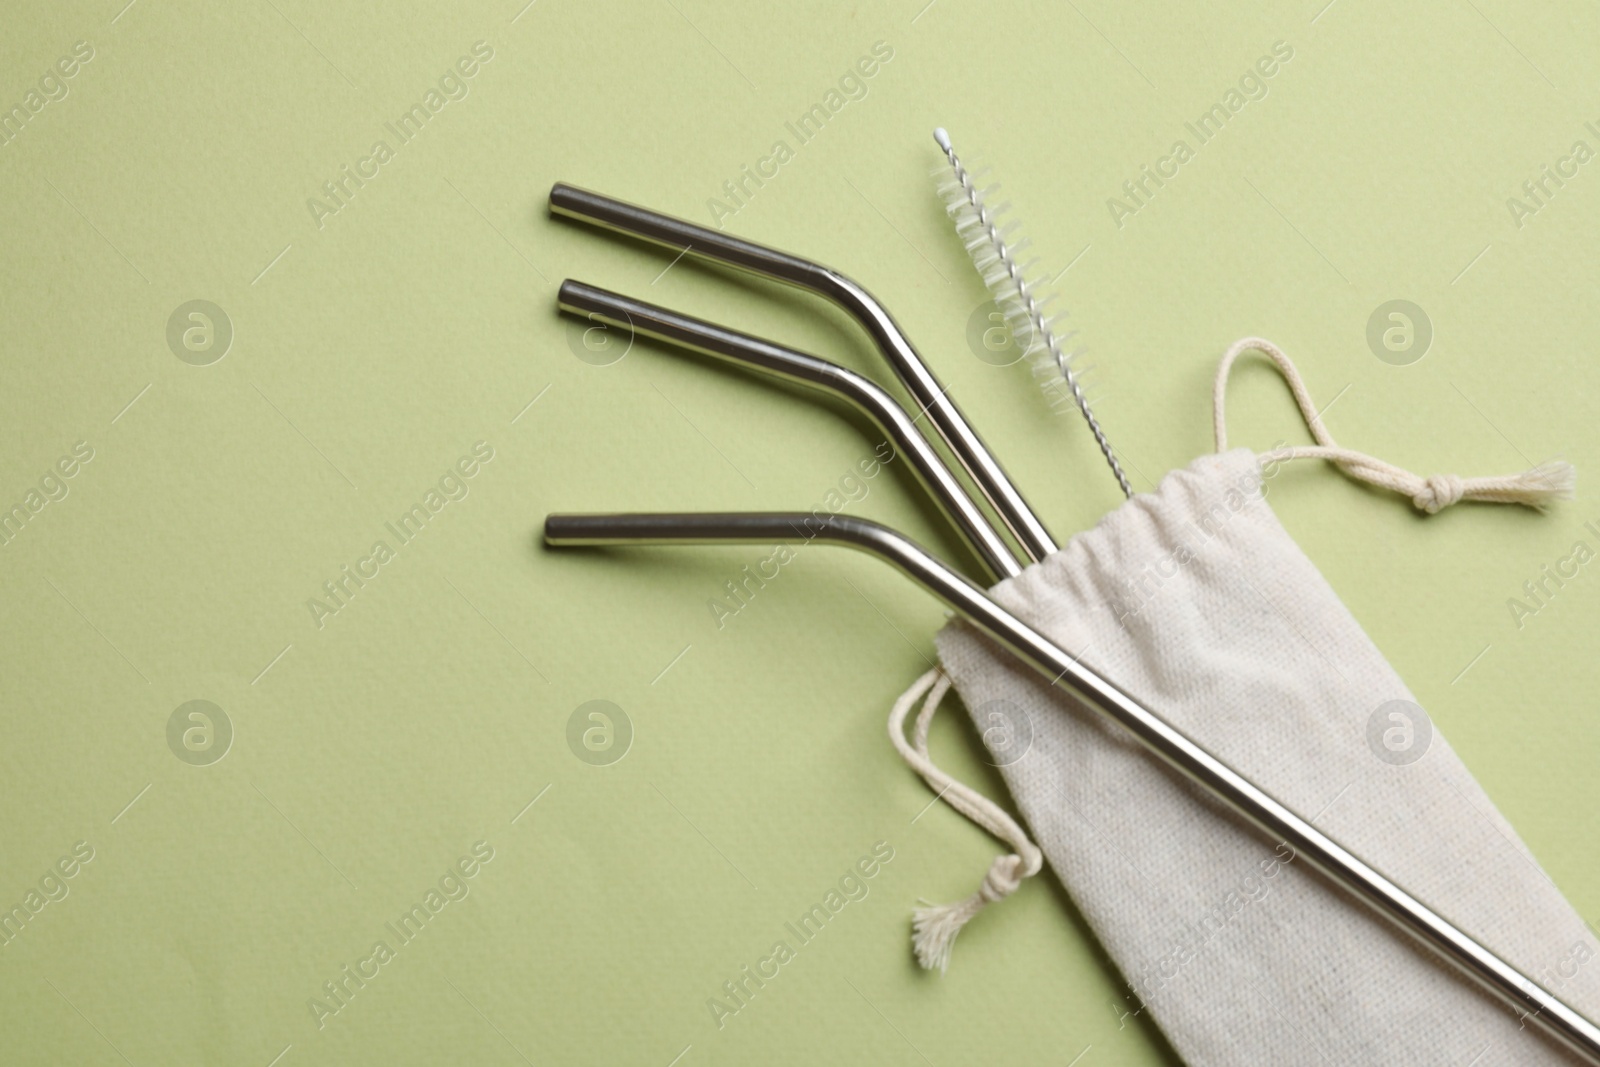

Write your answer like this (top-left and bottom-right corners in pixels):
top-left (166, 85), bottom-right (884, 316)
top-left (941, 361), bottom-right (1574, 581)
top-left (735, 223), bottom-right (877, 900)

top-left (888, 668), bottom-right (1043, 972)
top-left (1214, 337), bottom-right (1574, 514)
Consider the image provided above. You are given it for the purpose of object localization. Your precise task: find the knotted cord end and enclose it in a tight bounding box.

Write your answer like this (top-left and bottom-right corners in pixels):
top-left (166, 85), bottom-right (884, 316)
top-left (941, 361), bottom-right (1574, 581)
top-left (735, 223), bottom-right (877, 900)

top-left (911, 853), bottom-right (1029, 974)
top-left (889, 669), bottom-right (1042, 974)
top-left (1412, 460), bottom-right (1575, 514)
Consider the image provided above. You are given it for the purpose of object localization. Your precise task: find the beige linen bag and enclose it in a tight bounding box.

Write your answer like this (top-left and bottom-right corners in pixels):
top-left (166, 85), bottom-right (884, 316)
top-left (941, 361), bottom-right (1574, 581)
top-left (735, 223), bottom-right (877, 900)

top-left (889, 338), bottom-right (1593, 1065)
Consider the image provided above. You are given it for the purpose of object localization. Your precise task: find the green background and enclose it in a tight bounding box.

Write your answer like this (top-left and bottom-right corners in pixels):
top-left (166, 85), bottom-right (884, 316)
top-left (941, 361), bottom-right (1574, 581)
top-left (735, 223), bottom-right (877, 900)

top-left (2, 0), bottom-right (1597, 1063)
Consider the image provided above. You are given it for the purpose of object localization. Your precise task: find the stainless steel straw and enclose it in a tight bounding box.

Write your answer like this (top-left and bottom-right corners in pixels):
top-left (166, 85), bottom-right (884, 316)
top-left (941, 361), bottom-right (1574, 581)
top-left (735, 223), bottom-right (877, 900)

top-left (558, 279), bottom-right (1021, 582)
top-left (549, 183), bottom-right (1060, 564)
top-left (543, 511), bottom-right (1600, 1066)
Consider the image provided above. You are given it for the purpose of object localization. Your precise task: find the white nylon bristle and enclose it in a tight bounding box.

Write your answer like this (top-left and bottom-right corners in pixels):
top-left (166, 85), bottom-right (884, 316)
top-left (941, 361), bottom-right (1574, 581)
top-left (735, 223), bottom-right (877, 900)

top-left (931, 127), bottom-right (1133, 499)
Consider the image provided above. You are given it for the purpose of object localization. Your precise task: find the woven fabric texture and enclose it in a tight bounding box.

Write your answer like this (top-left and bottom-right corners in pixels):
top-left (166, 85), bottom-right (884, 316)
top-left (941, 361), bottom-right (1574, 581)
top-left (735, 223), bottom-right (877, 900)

top-left (934, 448), bottom-right (1599, 1066)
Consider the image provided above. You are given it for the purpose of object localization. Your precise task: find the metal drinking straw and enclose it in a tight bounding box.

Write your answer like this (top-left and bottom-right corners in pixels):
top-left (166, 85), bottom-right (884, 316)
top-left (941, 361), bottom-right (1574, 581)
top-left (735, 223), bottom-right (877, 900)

top-left (549, 182), bottom-right (1061, 564)
top-left (542, 510), bottom-right (1600, 1066)
top-left (557, 279), bottom-right (1021, 582)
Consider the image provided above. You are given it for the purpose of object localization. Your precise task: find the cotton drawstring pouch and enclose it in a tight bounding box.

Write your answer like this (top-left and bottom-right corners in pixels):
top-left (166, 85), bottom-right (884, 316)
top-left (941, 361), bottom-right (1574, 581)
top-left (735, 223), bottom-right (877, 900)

top-left (890, 337), bottom-right (1597, 1065)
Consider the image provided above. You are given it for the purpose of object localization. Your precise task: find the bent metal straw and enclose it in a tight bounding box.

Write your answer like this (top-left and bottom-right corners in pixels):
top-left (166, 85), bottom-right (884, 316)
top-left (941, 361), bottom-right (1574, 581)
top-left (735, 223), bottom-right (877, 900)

top-left (543, 510), bottom-right (1600, 1065)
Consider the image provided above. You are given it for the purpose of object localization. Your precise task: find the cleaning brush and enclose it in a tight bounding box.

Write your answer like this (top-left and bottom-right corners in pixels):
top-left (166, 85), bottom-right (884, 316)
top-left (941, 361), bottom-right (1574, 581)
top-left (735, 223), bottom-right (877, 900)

top-left (934, 127), bottom-right (1133, 499)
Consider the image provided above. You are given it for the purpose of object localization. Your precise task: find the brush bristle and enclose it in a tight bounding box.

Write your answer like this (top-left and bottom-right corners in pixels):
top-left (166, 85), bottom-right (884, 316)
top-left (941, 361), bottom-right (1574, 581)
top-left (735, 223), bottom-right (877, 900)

top-left (934, 162), bottom-right (1091, 412)
top-left (932, 128), bottom-right (1133, 497)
